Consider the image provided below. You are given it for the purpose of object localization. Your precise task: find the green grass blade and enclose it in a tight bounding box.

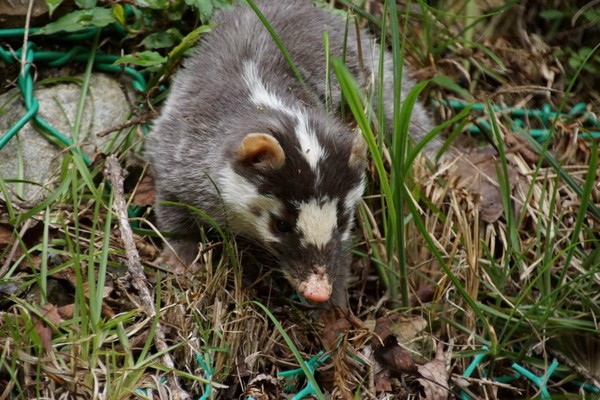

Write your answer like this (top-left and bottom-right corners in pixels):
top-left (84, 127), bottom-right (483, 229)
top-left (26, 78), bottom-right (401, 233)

top-left (253, 301), bottom-right (325, 399)
top-left (246, 0), bottom-right (305, 85)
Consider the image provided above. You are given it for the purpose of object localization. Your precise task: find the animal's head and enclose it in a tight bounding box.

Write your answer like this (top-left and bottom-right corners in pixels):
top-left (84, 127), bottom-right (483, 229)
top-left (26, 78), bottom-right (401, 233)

top-left (217, 111), bottom-right (367, 304)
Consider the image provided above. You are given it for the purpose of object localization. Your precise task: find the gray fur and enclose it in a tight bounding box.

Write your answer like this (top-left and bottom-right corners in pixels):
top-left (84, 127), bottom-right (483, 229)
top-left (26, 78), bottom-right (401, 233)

top-left (145, 0), bottom-right (438, 306)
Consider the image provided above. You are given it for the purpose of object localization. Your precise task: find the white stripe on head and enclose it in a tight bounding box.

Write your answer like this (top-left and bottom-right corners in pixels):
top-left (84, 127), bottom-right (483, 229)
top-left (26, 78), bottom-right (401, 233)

top-left (296, 198), bottom-right (338, 248)
top-left (218, 166), bottom-right (283, 244)
top-left (295, 114), bottom-right (325, 171)
top-left (242, 60), bottom-right (325, 172)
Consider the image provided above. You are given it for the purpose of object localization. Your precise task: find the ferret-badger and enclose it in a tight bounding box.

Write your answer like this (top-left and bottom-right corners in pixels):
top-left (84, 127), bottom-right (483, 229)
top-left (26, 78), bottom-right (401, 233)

top-left (145, 0), bottom-right (441, 307)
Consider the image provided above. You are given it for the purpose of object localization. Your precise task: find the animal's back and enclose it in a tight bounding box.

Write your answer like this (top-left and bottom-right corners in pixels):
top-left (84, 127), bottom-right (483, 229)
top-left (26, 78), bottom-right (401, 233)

top-left (147, 0), bottom-right (366, 236)
top-left (155, 0), bottom-right (364, 136)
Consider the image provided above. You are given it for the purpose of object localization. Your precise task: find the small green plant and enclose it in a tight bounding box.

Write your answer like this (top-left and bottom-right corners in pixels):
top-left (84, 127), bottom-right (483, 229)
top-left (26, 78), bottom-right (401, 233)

top-left (566, 46), bottom-right (600, 74)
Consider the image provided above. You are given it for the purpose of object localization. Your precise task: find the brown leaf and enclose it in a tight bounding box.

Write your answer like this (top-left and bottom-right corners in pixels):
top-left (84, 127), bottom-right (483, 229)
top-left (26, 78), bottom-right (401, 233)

top-left (40, 303), bottom-right (62, 326)
top-left (34, 303), bottom-right (63, 353)
top-left (417, 342), bottom-right (449, 400)
top-left (504, 130), bottom-right (539, 164)
top-left (57, 302), bottom-right (114, 322)
top-left (244, 373), bottom-right (282, 400)
top-left (131, 169), bottom-right (156, 206)
top-left (373, 314), bottom-right (427, 345)
top-left (0, 220), bottom-right (44, 266)
top-left (450, 146), bottom-right (521, 223)
top-left (373, 314), bottom-right (427, 393)
top-left (374, 368), bottom-right (393, 392)
top-left (29, 256), bottom-right (76, 284)
top-left (0, 223), bottom-right (20, 264)
top-left (57, 304), bottom-right (75, 319)
top-left (317, 307), bottom-right (357, 350)
top-left (410, 285), bottom-right (436, 306)
top-left (0, 223), bottom-right (13, 245)
top-left (80, 280), bottom-right (116, 319)
top-left (375, 335), bottom-right (419, 377)
top-left (81, 281), bottom-right (114, 299)
top-left (373, 315), bottom-right (393, 341)
top-left (102, 302), bottom-right (116, 319)
top-left (392, 317), bottom-right (428, 344)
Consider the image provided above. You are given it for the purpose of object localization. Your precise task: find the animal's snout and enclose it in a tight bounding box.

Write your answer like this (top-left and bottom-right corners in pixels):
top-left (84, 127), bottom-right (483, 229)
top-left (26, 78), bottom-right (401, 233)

top-left (297, 267), bottom-right (332, 303)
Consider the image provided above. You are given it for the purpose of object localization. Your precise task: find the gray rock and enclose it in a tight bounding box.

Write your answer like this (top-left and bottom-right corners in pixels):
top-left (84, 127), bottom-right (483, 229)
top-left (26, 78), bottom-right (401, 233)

top-left (0, 0), bottom-right (48, 28)
top-left (0, 73), bottom-right (132, 202)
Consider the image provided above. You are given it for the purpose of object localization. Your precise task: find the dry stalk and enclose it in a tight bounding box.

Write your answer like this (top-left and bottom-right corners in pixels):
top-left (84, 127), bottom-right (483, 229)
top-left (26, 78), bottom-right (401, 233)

top-left (104, 155), bottom-right (190, 400)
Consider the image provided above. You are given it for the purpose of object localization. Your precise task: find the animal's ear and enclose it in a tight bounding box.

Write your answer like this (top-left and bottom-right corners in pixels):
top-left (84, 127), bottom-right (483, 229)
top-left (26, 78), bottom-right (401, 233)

top-left (348, 129), bottom-right (367, 168)
top-left (236, 133), bottom-right (286, 170)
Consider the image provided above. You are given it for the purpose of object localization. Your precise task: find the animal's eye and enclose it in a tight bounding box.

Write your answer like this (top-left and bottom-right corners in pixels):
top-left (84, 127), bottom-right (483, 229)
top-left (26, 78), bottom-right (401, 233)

top-left (275, 219), bottom-right (292, 234)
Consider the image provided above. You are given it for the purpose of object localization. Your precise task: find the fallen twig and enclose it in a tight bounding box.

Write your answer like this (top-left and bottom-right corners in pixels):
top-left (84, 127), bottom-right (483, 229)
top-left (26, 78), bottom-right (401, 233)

top-left (104, 154), bottom-right (190, 400)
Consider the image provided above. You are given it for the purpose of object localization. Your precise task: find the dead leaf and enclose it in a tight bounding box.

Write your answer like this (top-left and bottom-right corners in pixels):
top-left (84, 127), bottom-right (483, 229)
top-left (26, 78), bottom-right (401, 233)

top-left (417, 342), bottom-right (449, 400)
top-left (80, 280), bottom-right (116, 319)
top-left (0, 223), bottom-right (20, 264)
top-left (102, 302), bottom-right (116, 319)
top-left (57, 304), bottom-right (75, 319)
top-left (34, 303), bottom-right (63, 353)
top-left (374, 314), bottom-right (427, 345)
top-left (374, 367), bottom-right (393, 392)
top-left (373, 314), bottom-right (430, 395)
top-left (131, 169), bottom-right (156, 206)
top-left (244, 373), bottom-right (282, 400)
top-left (29, 255), bottom-right (75, 284)
top-left (410, 285), bottom-right (436, 306)
top-left (82, 281), bottom-right (113, 299)
top-left (450, 146), bottom-right (521, 223)
top-left (0, 223), bottom-right (13, 245)
top-left (40, 303), bottom-right (62, 326)
top-left (375, 335), bottom-right (419, 377)
top-left (392, 317), bottom-right (428, 344)
top-left (317, 307), bottom-right (358, 350)
top-left (504, 130), bottom-right (539, 164)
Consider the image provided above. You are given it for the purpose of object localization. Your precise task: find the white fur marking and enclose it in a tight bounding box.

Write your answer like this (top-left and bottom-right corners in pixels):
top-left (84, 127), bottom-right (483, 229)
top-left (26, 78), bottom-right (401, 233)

top-left (341, 229), bottom-right (351, 243)
top-left (242, 60), bottom-right (325, 171)
top-left (295, 115), bottom-right (325, 171)
top-left (297, 198), bottom-right (338, 248)
top-left (344, 177), bottom-right (366, 213)
top-left (218, 166), bottom-right (283, 244)
top-left (341, 177), bottom-right (365, 242)
top-left (243, 61), bottom-right (293, 115)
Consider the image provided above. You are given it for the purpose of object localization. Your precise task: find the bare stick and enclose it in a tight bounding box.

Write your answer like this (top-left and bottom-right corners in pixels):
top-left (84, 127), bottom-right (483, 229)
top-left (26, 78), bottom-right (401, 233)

top-left (104, 155), bottom-right (190, 400)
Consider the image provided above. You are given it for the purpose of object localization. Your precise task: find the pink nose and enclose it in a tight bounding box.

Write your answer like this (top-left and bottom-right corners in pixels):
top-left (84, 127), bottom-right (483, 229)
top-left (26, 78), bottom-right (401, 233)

top-left (298, 273), bottom-right (332, 303)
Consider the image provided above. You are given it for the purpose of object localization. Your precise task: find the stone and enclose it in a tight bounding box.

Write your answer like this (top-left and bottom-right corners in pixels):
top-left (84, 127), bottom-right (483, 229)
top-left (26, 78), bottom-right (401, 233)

top-left (0, 0), bottom-right (48, 28)
top-left (0, 73), bottom-right (132, 202)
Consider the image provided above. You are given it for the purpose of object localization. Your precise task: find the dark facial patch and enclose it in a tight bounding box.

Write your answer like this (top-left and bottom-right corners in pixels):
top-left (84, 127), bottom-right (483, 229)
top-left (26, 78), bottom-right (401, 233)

top-left (229, 107), bottom-right (364, 271)
top-left (235, 111), bottom-right (363, 202)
